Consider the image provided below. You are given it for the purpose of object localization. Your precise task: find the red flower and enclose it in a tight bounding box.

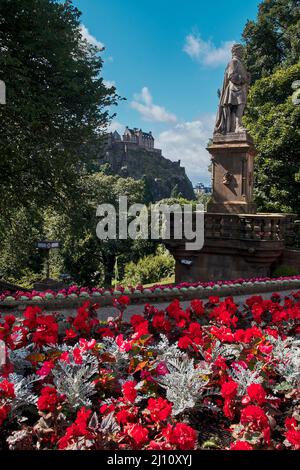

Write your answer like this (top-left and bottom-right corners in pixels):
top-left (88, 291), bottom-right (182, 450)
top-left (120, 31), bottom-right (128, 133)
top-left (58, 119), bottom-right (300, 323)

top-left (0, 404), bottom-right (10, 426)
top-left (116, 408), bottom-right (135, 424)
top-left (72, 304), bottom-right (92, 334)
top-left (0, 379), bottom-right (15, 399)
top-left (152, 313), bottom-right (171, 333)
top-left (230, 441), bottom-right (253, 450)
top-left (100, 403), bottom-right (115, 414)
top-left (117, 295), bottom-right (131, 307)
top-left (166, 300), bottom-right (190, 326)
top-left (190, 299), bottom-right (205, 316)
top-left (285, 429), bottom-right (300, 449)
top-left (58, 407), bottom-right (92, 449)
top-left (64, 328), bottom-right (78, 341)
top-left (36, 360), bottom-right (54, 377)
top-left (246, 383), bottom-right (266, 405)
top-left (130, 315), bottom-right (145, 328)
top-left (148, 440), bottom-right (172, 450)
top-left (32, 315), bottom-right (58, 346)
top-left (251, 303), bottom-right (264, 323)
top-left (221, 380), bottom-right (238, 420)
top-left (4, 315), bottom-right (16, 327)
top-left (240, 405), bottom-right (271, 445)
top-left (162, 423), bottom-right (197, 450)
top-left (125, 423), bottom-right (149, 446)
top-left (246, 295), bottom-right (263, 307)
top-left (210, 325), bottom-right (234, 343)
top-left (132, 320), bottom-right (149, 339)
top-left (37, 386), bottom-right (60, 413)
top-left (178, 335), bottom-right (193, 350)
top-left (122, 381), bottom-right (137, 403)
top-left (23, 306), bottom-right (42, 329)
top-left (97, 327), bottom-right (115, 338)
top-left (187, 322), bottom-right (202, 341)
top-left (156, 362), bottom-right (169, 376)
top-left (116, 334), bottom-right (133, 352)
top-left (221, 380), bottom-right (238, 400)
top-left (147, 397), bottom-right (172, 422)
top-left (285, 417), bottom-right (297, 430)
top-left (73, 347), bottom-right (83, 365)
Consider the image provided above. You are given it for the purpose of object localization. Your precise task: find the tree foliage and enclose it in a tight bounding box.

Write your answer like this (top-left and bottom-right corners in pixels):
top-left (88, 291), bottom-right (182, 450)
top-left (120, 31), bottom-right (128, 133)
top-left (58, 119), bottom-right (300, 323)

top-left (243, 0), bottom-right (300, 82)
top-left (42, 173), bottom-right (148, 287)
top-left (244, 61), bottom-right (300, 214)
top-left (242, 0), bottom-right (300, 214)
top-left (0, 0), bottom-right (119, 215)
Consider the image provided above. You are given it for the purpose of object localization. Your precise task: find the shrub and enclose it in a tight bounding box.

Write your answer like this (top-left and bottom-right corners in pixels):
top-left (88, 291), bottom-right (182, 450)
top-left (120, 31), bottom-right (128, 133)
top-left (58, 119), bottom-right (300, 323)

top-left (272, 265), bottom-right (299, 278)
top-left (123, 248), bottom-right (175, 286)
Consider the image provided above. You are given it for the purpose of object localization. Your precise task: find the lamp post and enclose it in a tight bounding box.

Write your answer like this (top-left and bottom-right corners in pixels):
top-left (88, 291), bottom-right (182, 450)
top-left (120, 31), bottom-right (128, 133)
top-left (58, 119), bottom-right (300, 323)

top-left (36, 241), bottom-right (60, 281)
top-left (0, 80), bottom-right (5, 105)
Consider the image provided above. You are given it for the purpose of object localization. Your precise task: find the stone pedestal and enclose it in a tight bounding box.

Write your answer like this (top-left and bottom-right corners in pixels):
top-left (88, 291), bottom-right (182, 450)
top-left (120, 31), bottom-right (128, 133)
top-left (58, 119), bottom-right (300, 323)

top-left (207, 132), bottom-right (256, 214)
top-left (164, 213), bottom-right (295, 283)
top-left (161, 129), bottom-right (299, 283)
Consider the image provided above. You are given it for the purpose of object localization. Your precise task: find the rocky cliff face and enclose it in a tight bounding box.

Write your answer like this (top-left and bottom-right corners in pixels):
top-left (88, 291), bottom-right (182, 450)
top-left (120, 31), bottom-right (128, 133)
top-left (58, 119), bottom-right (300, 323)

top-left (100, 141), bottom-right (195, 202)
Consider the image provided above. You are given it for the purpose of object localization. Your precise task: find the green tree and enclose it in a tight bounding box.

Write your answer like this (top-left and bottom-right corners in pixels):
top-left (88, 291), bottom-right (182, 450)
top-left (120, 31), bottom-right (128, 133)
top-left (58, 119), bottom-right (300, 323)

top-left (243, 0), bottom-right (300, 82)
top-left (0, 0), bottom-right (119, 216)
top-left (0, 206), bottom-right (45, 284)
top-left (244, 62), bottom-right (300, 213)
top-left (43, 173), bottom-right (147, 287)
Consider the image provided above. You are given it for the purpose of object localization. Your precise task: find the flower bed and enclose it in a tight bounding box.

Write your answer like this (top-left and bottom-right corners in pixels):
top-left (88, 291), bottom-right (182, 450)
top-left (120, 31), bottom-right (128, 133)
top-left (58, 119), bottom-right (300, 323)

top-left (0, 292), bottom-right (299, 450)
top-left (1, 275), bottom-right (300, 309)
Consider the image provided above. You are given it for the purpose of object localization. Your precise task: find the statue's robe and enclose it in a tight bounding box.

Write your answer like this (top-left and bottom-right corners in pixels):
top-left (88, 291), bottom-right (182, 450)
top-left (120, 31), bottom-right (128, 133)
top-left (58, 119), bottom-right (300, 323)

top-left (214, 57), bottom-right (250, 134)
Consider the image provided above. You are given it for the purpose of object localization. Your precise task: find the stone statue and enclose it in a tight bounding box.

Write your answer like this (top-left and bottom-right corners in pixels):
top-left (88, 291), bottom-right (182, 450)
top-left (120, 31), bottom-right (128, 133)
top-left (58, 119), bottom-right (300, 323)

top-left (214, 44), bottom-right (250, 134)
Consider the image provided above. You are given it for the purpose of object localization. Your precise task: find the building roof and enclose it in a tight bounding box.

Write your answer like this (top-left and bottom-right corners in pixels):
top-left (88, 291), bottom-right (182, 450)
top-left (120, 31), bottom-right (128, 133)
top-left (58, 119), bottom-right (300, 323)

top-left (124, 127), bottom-right (154, 139)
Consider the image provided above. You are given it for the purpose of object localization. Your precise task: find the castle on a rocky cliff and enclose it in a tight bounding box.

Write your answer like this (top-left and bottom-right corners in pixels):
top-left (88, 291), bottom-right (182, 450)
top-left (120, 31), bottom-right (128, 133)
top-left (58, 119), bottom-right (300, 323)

top-left (107, 127), bottom-right (162, 156)
top-left (100, 126), bottom-right (195, 201)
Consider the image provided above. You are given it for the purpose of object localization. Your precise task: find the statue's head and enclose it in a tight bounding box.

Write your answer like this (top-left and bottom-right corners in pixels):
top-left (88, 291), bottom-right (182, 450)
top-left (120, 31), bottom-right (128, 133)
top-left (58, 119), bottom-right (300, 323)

top-left (231, 43), bottom-right (244, 59)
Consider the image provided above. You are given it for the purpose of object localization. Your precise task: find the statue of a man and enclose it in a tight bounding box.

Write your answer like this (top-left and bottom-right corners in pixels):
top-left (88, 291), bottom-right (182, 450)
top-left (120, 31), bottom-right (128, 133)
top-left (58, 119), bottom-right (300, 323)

top-left (214, 43), bottom-right (250, 134)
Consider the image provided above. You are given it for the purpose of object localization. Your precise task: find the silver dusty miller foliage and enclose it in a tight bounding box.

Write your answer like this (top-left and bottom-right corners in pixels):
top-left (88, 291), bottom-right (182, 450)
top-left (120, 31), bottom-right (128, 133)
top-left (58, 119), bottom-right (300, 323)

top-left (155, 335), bottom-right (212, 416)
top-left (52, 349), bottom-right (98, 409)
top-left (2, 373), bottom-right (41, 414)
top-left (228, 363), bottom-right (263, 395)
top-left (7, 345), bottom-right (34, 375)
top-left (268, 336), bottom-right (300, 387)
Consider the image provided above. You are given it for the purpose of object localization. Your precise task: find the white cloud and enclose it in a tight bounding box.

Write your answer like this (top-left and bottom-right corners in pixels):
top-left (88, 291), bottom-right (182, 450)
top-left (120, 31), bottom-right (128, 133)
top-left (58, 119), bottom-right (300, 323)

top-left (131, 87), bottom-right (177, 123)
top-left (80, 24), bottom-right (105, 50)
top-left (107, 121), bottom-right (124, 134)
top-left (103, 80), bottom-right (116, 89)
top-left (157, 116), bottom-right (215, 185)
top-left (183, 34), bottom-right (234, 67)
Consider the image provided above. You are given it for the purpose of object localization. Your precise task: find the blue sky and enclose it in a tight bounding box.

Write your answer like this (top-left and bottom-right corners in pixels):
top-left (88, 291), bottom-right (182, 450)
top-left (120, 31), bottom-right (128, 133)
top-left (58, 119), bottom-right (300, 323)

top-left (73, 0), bottom-right (261, 185)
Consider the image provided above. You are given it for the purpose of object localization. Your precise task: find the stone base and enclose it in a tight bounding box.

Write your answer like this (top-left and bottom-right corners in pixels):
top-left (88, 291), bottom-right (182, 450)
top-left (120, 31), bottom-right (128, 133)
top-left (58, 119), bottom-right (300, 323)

top-left (207, 132), bottom-right (256, 215)
top-left (175, 253), bottom-right (270, 283)
top-left (212, 131), bottom-right (254, 144)
top-left (171, 239), bottom-right (285, 283)
top-left (164, 212), bottom-right (289, 283)
top-left (207, 201), bottom-right (257, 214)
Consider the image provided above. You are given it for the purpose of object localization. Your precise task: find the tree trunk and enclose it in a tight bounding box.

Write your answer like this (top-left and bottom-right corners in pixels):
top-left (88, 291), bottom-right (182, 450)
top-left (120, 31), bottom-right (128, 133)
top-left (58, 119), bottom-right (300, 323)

top-left (103, 255), bottom-right (115, 288)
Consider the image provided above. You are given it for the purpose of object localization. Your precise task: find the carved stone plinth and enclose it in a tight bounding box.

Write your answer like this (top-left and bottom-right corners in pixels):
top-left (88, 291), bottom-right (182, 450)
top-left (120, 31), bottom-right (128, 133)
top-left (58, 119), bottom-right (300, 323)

top-left (207, 132), bottom-right (256, 214)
